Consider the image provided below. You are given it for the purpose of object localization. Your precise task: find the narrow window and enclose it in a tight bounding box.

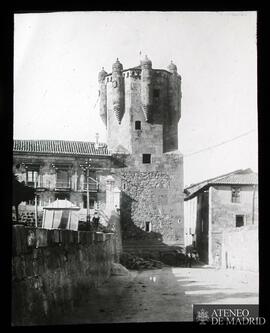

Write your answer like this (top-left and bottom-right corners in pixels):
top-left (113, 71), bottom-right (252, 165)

top-left (232, 187), bottom-right (241, 203)
top-left (236, 215), bottom-right (244, 228)
top-left (153, 89), bottom-right (160, 98)
top-left (145, 221), bottom-right (151, 232)
top-left (26, 170), bottom-right (38, 187)
top-left (142, 154), bottom-right (151, 164)
top-left (135, 121), bottom-right (141, 130)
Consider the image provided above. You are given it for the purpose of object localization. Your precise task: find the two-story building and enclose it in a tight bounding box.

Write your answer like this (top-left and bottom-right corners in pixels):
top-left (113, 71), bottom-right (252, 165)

top-left (184, 169), bottom-right (258, 270)
top-left (13, 139), bottom-right (114, 225)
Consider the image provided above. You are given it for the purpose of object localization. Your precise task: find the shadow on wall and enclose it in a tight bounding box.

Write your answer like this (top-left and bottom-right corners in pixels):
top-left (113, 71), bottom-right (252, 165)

top-left (120, 192), bottom-right (185, 266)
top-left (111, 153), bottom-right (128, 168)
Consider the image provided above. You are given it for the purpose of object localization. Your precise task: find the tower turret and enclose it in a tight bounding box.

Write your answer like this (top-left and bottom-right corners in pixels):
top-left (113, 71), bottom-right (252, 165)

top-left (97, 58), bottom-right (184, 245)
top-left (98, 67), bottom-right (108, 126)
top-left (112, 58), bottom-right (125, 124)
top-left (167, 60), bottom-right (177, 74)
top-left (167, 60), bottom-right (181, 123)
top-left (140, 55), bottom-right (153, 122)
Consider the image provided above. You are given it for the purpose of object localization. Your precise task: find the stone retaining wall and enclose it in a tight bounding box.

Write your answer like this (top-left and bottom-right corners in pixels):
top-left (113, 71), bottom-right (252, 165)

top-left (12, 225), bottom-right (117, 326)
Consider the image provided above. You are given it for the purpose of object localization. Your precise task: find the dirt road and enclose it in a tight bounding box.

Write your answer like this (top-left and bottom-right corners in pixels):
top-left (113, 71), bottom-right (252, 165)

top-left (56, 266), bottom-right (258, 324)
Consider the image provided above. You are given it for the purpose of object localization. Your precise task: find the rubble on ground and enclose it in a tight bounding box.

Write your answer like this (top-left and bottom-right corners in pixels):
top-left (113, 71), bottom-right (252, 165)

top-left (120, 252), bottom-right (167, 270)
top-left (111, 263), bottom-right (130, 276)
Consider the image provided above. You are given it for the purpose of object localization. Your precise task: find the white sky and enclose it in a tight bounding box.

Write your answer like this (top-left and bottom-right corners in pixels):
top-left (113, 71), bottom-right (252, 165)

top-left (14, 11), bottom-right (258, 186)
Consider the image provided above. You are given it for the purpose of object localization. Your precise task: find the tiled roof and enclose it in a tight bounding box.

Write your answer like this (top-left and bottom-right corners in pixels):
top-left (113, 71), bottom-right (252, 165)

top-left (211, 173), bottom-right (258, 185)
top-left (13, 139), bottom-right (110, 156)
top-left (184, 169), bottom-right (258, 200)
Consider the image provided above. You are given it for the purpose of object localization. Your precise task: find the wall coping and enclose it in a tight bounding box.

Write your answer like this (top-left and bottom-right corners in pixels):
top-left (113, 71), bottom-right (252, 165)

top-left (12, 225), bottom-right (115, 256)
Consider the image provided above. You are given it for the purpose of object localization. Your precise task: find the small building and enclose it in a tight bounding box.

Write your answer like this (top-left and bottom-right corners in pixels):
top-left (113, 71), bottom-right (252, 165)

top-left (42, 199), bottom-right (80, 230)
top-left (184, 169), bottom-right (258, 270)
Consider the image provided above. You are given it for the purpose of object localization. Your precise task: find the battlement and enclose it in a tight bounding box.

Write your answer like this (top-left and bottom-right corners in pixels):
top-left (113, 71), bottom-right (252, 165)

top-left (98, 57), bottom-right (182, 155)
top-left (104, 68), bottom-right (180, 82)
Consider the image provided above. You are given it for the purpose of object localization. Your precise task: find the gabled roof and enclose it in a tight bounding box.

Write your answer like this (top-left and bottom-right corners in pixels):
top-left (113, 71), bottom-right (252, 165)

top-left (13, 139), bottom-right (110, 156)
top-left (43, 199), bottom-right (80, 210)
top-left (211, 172), bottom-right (258, 185)
top-left (184, 169), bottom-right (258, 200)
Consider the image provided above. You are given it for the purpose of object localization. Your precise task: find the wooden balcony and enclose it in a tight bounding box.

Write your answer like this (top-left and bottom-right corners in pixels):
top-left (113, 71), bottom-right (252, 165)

top-left (79, 181), bottom-right (98, 192)
top-left (55, 181), bottom-right (71, 191)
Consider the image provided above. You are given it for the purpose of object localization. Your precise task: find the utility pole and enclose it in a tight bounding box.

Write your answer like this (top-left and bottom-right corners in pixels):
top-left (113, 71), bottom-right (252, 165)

top-left (86, 166), bottom-right (90, 223)
top-left (80, 158), bottom-right (92, 224)
top-left (252, 184), bottom-right (256, 225)
top-left (34, 172), bottom-right (38, 227)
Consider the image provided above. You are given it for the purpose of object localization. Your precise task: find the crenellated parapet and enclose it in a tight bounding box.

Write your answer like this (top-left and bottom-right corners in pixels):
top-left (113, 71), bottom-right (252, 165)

top-left (98, 56), bottom-right (182, 153)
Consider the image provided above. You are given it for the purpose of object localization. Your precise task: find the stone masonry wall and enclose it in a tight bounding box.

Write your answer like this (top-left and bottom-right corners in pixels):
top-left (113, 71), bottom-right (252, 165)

top-left (112, 152), bottom-right (184, 245)
top-left (210, 185), bottom-right (258, 265)
top-left (12, 226), bottom-right (117, 326)
top-left (221, 225), bottom-right (258, 272)
top-left (211, 185), bottom-right (258, 230)
top-left (12, 205), bottom-right (43, 227)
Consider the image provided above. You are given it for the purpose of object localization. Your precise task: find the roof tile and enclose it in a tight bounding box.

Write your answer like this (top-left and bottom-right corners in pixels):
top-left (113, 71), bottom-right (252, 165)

top-left (185, 169), bottom-right (258, 199)
top-left (13, 139), bottom-right (110, 156)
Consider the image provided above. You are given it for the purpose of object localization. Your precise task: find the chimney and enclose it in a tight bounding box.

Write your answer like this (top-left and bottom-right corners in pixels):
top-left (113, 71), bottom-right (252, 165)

top-left (95, 133), bottom-right (99, 149)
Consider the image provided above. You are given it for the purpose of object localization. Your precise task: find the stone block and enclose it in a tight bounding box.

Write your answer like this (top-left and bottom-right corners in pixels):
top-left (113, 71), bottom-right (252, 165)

top-left (51, 229), bottom-right (61, 244)
top-left (78, 231), bottom-right (88, 244)
top-left (95, 232), bottom-right (105, 242)
top-left (24, 256), bottom-right (34, 276)
top-left (12, 225), bottom-right (27, 256)
top-left (69, 230), bottom-right (77, 243)
top-left (59, 230), bottom-right (70, 244)
top-left (105, 233), bottom-right (114, 241)
top-left (36, 228), bottom-right (48, 248)
top-left (89, 232), bottom-right (95, 243)
top-left (12, 256), bottom-right (25, 280)
top-left (85, 232), bottom-right (93, 244)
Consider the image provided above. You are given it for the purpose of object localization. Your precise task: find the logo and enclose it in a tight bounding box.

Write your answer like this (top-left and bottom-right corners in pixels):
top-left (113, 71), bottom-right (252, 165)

top-left (196, 308), bottom-right (209, 325)
top-left (193, 305), bottom-right (266, 326)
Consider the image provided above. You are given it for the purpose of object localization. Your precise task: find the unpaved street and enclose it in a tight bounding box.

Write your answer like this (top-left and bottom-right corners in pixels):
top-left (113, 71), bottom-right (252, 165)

top-left (57, 267), bottom-right (258, 324)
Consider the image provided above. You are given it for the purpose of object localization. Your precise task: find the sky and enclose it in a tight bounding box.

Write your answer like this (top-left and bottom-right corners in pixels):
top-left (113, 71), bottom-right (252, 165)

top-left (14, 11), bottom-right (258, 186)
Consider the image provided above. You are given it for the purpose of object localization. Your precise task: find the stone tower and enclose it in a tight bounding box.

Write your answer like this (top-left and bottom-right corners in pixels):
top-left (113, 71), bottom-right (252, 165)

top-left (98, 56), bottom-right (184, 248)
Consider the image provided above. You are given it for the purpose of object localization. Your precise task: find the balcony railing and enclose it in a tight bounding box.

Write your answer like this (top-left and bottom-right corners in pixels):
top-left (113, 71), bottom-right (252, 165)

top-left (79, 182), bottom-right (98, 192)
top-left (55, 181), bottom-right (71, 190)
top-left (25, 177), bottom-right (99, 192)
